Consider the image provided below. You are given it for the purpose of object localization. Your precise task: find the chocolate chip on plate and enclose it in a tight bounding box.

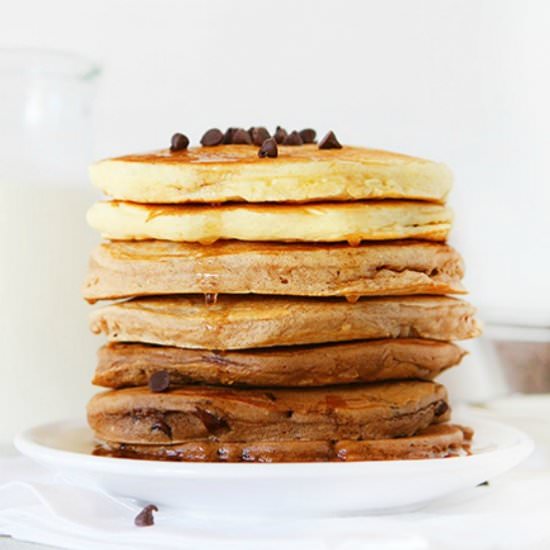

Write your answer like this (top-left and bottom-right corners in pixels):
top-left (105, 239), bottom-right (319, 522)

top-left (318, 130), bottom-right (342, 149)
top-left (299, 128), bottom-right (316, 144)
top-left (232, 128), bottom-right (253, 144)
top-left (200, 128), bottom-right (224, 146)
top-left (170, 133), bottom-right (189, 151)
top-left (148, 371), bottom-right (170, 393)
top-left (223, 127), bottom-right (238, 144)
top-left (134, 504), bottom-right (158, 527)
top-left (273, 126), bottom-right (288, 144)
top-left (283, 130), bottom-right (304, 146)
top-left (258, 137), bottom-right (278, 158)
top-left (249, 126), bottom-right (271, 146)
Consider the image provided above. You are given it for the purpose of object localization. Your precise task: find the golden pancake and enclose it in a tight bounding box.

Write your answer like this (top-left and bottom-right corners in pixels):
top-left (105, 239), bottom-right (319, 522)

top-left (89, 145), bottom-right (452, 204)
top-left (93, 424), bottom-right (472, 462)
top-left (86, 380), bottom-right (451, 444)
top-left (83, 240), bottom-right (465, 302)
top-left (90, 295), bottom-right (481, 350)
top-left (94, 339), bottom-right (466, 388)
top-left (86, 200), bottom-right (452, 243)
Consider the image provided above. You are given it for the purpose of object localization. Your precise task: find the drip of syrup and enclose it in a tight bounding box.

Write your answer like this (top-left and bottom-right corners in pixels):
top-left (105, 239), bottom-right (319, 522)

top-left (205, 293), bottom-right (218, 305)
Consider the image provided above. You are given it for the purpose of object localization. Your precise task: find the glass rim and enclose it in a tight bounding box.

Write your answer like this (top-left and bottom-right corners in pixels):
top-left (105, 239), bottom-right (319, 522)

top-left (0, 47), bottom-right (101, 81)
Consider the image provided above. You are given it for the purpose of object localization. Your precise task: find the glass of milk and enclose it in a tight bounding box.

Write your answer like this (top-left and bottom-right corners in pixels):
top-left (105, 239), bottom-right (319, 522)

top-left (0, 49), bottom-right (101, 443)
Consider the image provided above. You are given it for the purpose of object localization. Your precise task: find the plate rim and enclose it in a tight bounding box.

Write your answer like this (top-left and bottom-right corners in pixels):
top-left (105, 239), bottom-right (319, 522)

top-left (14, 413), bottom-right (534, 479)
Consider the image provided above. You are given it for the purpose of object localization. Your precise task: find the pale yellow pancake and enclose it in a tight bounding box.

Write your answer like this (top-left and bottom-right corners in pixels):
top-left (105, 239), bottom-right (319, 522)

top-left (89, 145), bottom-right (452, 204)
top-left (86, 200), bottom-right (452, 244)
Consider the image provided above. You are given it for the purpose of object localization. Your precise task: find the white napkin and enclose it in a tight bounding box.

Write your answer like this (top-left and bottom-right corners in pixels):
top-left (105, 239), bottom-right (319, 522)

top-left (1, 454), bottom-right (550, 550)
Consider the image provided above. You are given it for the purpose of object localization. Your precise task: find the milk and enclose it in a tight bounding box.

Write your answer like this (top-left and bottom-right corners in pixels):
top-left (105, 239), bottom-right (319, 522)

top-left (0, 180), bottom-right (99, 442)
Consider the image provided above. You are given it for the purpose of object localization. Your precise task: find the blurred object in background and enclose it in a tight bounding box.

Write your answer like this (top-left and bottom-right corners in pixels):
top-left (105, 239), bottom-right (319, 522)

top-left (484, 313), bottom-right (550, 394)
top-left (0, 49), bottom-right (100, 442)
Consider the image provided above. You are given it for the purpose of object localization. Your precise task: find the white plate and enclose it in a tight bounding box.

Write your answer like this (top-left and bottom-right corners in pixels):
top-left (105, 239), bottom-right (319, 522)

top-left (14, 413), bottom-right (533, 517)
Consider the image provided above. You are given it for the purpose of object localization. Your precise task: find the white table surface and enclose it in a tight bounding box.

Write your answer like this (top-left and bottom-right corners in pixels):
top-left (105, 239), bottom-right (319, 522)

top-left (0, 538), bottom-right (57, 549)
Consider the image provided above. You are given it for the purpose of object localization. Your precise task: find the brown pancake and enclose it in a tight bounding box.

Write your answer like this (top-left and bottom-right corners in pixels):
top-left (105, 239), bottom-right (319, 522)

top-left (94, 339), bottom-right (466, 389)
top-left (90, 295), bottom-right (481, 350)
top-left (83, 240), bottom-right (465, 303)
top-left (93, 424), bottom-right (473, 462)
top-left (87, 381), bottom-right (450, 445)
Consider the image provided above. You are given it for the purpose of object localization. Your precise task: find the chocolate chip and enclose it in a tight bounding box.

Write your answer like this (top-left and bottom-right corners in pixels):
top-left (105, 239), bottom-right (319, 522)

top-left (434, 401), bottom-right (449, 416)
top-left (170, 133), bottom-right (189, 151)
top-left (223, 127), bottom-right (238, 144)
top-left (193, 408), bottom-right (230, 436)
top-left (273, 126), bottom-right (288, 144)
top-left (151, 419), bottom-right (172, 438)
top-left (264, 392), bottom-right (277, 401)
top-left (318, 130), bottom-right (342, 150)
top-left (477, 480), bottom-right (490, 487)
top-left (134, 504), bottom-right (158, 527)
top-left (249, 127), bottom-right (271, 146)
top-left (232, 128), bottom-right (252, 144)
top-left (148, 371), bottom-right (170, 393)
top-left (283, 130), bottom-right (304, 146)
top-left (258, 137), bottom-right (278, 158)
top-left (200, 128), bottom-right (224, 146)
top-left (299, 128), bottom-right (316, 144)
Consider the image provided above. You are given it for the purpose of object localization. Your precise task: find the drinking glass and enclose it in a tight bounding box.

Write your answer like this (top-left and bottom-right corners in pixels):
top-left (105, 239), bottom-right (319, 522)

top-left (0, 48), bottom-right (101, 442)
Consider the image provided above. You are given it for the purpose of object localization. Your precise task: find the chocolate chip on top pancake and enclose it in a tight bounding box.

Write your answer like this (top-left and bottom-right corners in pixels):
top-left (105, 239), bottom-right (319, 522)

top-left (94, 339), bottom-right (466, 389)
top-left (90, 295), bottom-right (480, 350)
top-left (93, 424), bottom-right (473, 462)
top-left (89, 144), bottom-right (452, 204)
top-left (87, 380), bottom-right (451, 445)
top-left (83, 240), bottom-right (465, 303)
top-left (86, 200), bottom-right (453, 244)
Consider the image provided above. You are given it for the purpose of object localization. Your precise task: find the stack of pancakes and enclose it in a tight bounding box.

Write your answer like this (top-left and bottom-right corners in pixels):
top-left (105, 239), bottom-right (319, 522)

top-left (83, 129), bottom-right (480, 462)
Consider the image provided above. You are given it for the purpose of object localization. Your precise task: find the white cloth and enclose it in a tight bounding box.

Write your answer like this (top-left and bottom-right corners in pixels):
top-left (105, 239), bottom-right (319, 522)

top-left (1, 454), bottom-right (550, 550)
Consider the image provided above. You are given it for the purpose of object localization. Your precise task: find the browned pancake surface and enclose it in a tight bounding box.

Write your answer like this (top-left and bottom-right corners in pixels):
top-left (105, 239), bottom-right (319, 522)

top-left (94, 339), bottom-right (466, 388)
top-left (93, 424), bottom-right (472, 462)
top-left (87, 381), bottom-right (450, 444)
top-left (90, 295), bottom-right (480, 350)
top-left (83, 240), bottom-right (465, 302)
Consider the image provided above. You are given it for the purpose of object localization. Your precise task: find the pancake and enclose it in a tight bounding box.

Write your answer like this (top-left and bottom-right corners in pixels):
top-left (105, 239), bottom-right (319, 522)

top-left (86, 200), bottom-right (453, 244)
top-left (93, 424), bottom-right (473, 462)
top-left (83, 240), bottom-right (465, 302)
top-left (89, 144), bottom-right (453, 204)
top-left (94, 339), bottom-right (466, 388)
top-left (90, 295), bottom-right (481, 350)
top-left (87, 380), bottom-right (451, 444)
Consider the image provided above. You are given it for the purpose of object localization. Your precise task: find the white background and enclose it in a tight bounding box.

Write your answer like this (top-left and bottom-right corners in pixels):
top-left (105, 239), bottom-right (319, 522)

top-left (2, 0), bottom-right (549, 315)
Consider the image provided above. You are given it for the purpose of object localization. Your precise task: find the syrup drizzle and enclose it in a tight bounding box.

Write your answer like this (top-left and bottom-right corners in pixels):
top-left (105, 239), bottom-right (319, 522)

top-left (204, 293), bottom-right (218, 306)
